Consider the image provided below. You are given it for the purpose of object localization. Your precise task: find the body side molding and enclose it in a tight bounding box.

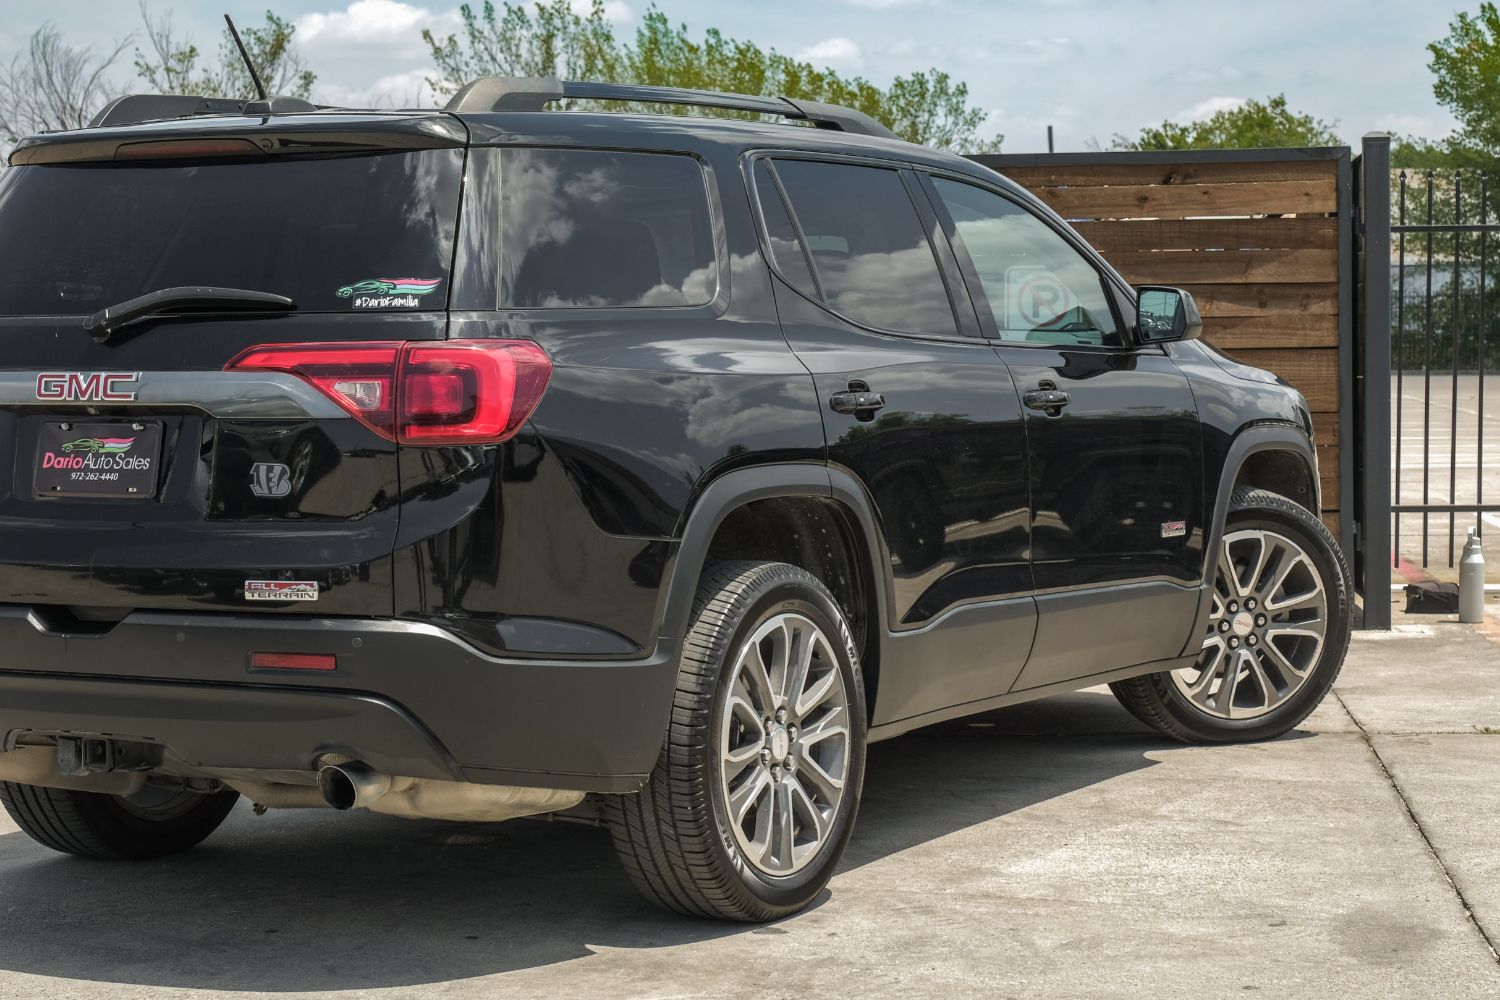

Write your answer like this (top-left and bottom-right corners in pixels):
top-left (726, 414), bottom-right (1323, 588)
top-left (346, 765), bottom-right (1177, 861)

top-left (869, 653), bottom-right (1199, 743)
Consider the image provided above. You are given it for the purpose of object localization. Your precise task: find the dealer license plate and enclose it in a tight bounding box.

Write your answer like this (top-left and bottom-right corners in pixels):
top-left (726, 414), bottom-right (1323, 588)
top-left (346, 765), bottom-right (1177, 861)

top-left (34, 421), bottom-right (163, 499)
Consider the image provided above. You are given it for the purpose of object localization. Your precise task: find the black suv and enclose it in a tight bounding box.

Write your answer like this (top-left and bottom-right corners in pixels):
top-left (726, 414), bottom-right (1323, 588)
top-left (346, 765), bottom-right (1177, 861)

top-left (0, 79), bottom-right (1350, 922)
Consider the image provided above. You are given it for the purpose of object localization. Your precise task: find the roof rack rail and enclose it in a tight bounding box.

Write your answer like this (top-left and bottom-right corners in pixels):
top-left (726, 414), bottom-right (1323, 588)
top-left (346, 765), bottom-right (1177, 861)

top-left (442, 77), bottom-right (899, 140)
top-left (90, 94), bottom-right (320, 128)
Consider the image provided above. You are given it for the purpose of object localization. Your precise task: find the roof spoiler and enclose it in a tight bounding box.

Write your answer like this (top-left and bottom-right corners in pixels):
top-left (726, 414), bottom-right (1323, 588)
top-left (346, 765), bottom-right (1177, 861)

top-left (90, 94), bottom-right (321, 128)
top-left (441, 76), bottom-right (899, 140)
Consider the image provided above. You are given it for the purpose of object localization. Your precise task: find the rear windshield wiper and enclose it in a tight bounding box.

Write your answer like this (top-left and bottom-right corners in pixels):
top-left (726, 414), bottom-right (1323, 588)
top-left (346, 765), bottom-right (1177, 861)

top-left (84, 286), bottom-right (295, 343)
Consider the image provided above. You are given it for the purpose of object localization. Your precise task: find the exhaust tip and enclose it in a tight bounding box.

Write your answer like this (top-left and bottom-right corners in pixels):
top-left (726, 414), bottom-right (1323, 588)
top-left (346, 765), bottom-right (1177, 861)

top-left (316, 761), bottom-right (393, 810)
top-left (317, 765), bottom-right (358, 810)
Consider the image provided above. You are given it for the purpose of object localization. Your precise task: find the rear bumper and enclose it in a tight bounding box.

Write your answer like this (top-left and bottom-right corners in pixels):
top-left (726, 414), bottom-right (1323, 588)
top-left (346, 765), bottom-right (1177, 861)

top-left (0, 607), bottom-right (679, 793)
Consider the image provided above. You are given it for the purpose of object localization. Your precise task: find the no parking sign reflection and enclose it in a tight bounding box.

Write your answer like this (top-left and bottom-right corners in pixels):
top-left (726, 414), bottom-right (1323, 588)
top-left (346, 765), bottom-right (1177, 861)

top-left (1006, 265), bottom-right (1075, 331)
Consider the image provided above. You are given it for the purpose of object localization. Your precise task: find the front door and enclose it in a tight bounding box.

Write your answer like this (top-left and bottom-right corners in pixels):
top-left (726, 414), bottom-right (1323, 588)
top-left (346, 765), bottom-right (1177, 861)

top-left (922, 173), bottom-right (1205, 690)
top-left (749, 155), bottom-right (1035, 724)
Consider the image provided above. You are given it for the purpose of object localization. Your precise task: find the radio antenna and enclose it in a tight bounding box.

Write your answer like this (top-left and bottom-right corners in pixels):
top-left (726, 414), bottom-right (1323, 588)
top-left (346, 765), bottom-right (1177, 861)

top-left (223, 14), bottom-right (268, 101)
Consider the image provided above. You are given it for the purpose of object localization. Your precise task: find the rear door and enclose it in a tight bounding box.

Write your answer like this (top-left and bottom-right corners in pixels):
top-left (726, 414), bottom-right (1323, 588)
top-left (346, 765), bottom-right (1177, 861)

top-left (0, 130), bottom-right (465, 618)
top-left (751, 154), bottom-right (1035, 725)
top-left (921, 173), bottom-right (1205, 689)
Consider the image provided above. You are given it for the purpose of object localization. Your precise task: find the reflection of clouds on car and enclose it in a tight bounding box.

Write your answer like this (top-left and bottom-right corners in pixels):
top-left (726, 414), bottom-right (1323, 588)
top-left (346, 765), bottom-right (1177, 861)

top-left (500, 148), bottom-right (719, 309)
top-left (819, 245), bottom-right (966, 336)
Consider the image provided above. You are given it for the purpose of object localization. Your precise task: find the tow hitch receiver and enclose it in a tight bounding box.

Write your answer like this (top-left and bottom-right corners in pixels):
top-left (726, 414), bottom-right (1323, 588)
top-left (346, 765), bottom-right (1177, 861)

top-left (55, 737), bottom-right (163, 776)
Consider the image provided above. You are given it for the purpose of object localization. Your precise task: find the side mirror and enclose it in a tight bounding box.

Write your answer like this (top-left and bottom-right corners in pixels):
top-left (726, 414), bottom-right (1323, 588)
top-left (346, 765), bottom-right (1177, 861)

top-left (1135, 286), bottom-right (1203, 343)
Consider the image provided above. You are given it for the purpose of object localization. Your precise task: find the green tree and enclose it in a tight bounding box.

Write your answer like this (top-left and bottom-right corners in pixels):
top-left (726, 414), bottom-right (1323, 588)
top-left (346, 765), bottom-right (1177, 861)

top-left (1428, 3), bottom-right (1500, 158)
top-left (422, 2), bottom-right (1001, 152)
top-left (422, 0), bottom-right (620, 90)
top-left (134, 3), bottom-right (315, 100)
top-left (1112, 95), bottom-right (1340, 151)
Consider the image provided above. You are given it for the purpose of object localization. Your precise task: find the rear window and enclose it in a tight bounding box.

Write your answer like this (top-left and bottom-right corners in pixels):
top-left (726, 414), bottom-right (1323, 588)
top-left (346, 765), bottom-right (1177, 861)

top-left (0, 149), bottom-right (463, 316)
top-left (496, 148), bottom-right (718, 309)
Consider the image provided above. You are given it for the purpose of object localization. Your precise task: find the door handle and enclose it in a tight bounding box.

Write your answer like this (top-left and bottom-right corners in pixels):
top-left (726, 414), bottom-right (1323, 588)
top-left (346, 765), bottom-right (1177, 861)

top-left (1023, 388), bottom-right (1072, 415)
top-left (829, 390), bottom-right (886, 416)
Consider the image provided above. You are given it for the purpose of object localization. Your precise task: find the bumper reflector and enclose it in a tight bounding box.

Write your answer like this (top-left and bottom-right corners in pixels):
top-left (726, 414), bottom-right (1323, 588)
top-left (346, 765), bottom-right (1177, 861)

top-left (250, 652), bottom-right (338, 671)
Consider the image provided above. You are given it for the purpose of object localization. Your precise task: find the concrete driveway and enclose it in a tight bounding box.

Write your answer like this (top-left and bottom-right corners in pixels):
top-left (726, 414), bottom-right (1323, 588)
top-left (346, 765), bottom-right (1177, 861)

top-left (2, 617), bottom-right (1499, 999)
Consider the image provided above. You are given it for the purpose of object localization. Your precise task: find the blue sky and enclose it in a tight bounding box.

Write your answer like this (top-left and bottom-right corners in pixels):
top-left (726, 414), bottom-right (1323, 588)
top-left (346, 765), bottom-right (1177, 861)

top-left (0, 0), bottom-right (1463, 151)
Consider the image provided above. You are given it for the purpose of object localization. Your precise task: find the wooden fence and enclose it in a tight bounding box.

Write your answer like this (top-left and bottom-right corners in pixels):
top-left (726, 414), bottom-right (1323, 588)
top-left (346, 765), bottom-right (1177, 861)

top-left (970, 149), bottom-right (1351, 542)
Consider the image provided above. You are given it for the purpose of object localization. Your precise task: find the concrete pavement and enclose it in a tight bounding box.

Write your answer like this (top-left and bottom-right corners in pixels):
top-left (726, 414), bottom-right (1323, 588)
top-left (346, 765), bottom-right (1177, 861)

top-left (2, 619), bottom-right (1499, 998)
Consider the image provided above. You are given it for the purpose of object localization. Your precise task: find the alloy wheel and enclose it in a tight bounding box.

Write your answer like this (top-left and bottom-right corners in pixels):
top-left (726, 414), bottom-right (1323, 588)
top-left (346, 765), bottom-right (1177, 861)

top-left (717, 612), bottom-right (850, 876)
top-left (1171, 528), bottom-right (1328, 720)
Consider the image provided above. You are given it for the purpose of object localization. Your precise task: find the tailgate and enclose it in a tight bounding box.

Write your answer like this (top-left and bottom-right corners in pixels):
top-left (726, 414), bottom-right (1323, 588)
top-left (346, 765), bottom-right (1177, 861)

top-left (0, 139), bottom-right (464, 618)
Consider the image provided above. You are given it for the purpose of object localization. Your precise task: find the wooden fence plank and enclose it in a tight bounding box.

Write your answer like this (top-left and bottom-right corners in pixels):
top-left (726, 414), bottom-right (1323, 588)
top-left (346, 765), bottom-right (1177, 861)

top-left (1321, 462), bottom-right (1340, 508)
top-left (1179, 283), bottom-right (1339, 317)
top-left (1322, 512), bottom-right (1341, 533)
top-left (1068, 218), bottom-right (1338, 253)
top-left (995, 160), bottom-right (1338, 189)
top-left (1030, 179), bottom-right (1338, 219)
top-left (1220, 347), bottom-right (1340, 412)
top-left (1201, 315), bottom-right (1340, 350)
top-left (1103, 248), bottom-right (1337, 285)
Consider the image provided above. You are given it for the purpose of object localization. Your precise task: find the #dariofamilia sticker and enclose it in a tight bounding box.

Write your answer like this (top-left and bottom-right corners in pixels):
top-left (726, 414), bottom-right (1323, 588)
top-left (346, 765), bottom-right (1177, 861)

top-left (336, 277), bottom-right (442, 309)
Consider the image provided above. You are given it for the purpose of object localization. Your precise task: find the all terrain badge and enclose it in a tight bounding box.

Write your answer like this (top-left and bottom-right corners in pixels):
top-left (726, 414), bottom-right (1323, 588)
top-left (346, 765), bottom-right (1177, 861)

top-left (1160, 520), bottom-right (1187, 539)
top-left (336, 277), bottom-right (442, 309)
top-left (244, 580), bottom-right (319, 602)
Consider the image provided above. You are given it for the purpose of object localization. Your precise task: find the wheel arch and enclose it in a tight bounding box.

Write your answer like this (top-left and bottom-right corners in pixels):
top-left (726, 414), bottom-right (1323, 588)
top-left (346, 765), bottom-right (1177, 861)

top-left (1182, 422), bottom-right (1320, 658)
top-left (656, 465), bottom-right (892, 719)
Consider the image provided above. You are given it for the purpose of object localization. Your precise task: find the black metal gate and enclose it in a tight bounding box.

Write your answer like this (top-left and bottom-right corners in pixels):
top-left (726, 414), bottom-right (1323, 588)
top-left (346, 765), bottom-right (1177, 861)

top-left (1381, 150), bottom-right (1498, 585)
top-left (1355, 131), bottom-right (1497, 627)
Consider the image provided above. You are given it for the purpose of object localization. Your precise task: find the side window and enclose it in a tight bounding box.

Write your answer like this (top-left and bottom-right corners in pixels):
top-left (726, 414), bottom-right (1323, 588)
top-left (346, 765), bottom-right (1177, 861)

top-left (930, 177), bottom-right (1121, 347)
top-left (770, 158), bottom-right (958, 336)
top-left (499, 148), bottom-right (718, 308)
top-left (752, 160), bottom-right (819, 300)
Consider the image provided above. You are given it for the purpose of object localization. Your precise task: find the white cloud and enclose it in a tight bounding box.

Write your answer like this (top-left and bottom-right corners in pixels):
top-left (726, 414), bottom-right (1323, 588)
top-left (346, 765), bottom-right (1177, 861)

top-left (839, 0), bottom-right (928, 7)
top-left (570, 0), bottom-right (635, 21)
top-left (314, 68), bottom-right (442, 109)
top-left (297, 1), bottom-right (456, 47)
top-left (796, 36), bottom-right (863, 69)
top-left (1177, 96), bottom-right (1246, 121)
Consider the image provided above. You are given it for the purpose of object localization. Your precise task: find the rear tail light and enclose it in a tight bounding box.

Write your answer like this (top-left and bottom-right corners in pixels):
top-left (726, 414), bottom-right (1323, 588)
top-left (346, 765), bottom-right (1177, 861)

top-left (226, 340), bottom-right (552, 445)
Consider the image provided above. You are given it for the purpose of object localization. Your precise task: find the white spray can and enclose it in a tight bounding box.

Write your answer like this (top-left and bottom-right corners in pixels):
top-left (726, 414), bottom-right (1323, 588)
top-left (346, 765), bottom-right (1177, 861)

top-left (1460, 529), bottom-right (1486, 624)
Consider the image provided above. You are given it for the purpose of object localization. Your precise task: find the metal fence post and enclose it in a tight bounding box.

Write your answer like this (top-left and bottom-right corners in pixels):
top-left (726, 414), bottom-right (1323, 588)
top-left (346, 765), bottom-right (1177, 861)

top-left (1358, 133), bottom-right (1393, 628)
top-left (1338, 149), bottom-right (1357, 589)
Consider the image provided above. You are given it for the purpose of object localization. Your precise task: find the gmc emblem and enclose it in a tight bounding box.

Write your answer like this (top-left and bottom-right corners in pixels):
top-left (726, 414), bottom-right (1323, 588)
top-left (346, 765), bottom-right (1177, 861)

top-left (35, 372), bottom-right (141, 402)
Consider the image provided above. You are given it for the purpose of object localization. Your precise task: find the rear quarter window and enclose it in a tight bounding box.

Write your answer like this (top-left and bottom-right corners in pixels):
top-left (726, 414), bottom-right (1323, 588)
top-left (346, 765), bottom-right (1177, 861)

top-left (765, 158), bottom-right (958, 337)
top-left (495, 148), bottom-right (719, 309)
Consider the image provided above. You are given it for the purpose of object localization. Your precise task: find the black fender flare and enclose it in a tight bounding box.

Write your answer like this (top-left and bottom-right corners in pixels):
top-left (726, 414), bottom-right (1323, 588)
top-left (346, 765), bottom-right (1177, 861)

top-left (1180, 421), bottom-right (1319, 658)
top-left (654, 464), bottom-right (893, 643)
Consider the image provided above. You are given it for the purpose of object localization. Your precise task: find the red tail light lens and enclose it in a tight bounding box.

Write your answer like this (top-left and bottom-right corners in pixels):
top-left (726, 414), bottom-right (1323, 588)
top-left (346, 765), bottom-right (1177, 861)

top-left (400, 341), bottom-right (551, 444)
top-left (226, 342), bottom-right (402, 439)
top-left (226, 340), bottom-right (552, 445)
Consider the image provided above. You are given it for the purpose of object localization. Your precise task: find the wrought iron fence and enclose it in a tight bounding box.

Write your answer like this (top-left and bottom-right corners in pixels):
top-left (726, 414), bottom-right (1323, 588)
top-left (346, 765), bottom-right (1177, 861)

top-left (1392, 167), bottom-right (1499, 570)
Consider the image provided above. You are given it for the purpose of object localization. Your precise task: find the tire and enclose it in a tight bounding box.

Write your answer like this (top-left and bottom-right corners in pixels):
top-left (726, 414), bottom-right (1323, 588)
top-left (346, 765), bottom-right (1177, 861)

top-left (0, 781), bottom-right (239, 860)
top-left (605, 560), bottom-right (868, 922)
top-left (1110, 487), bottom-right (1352, 744)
